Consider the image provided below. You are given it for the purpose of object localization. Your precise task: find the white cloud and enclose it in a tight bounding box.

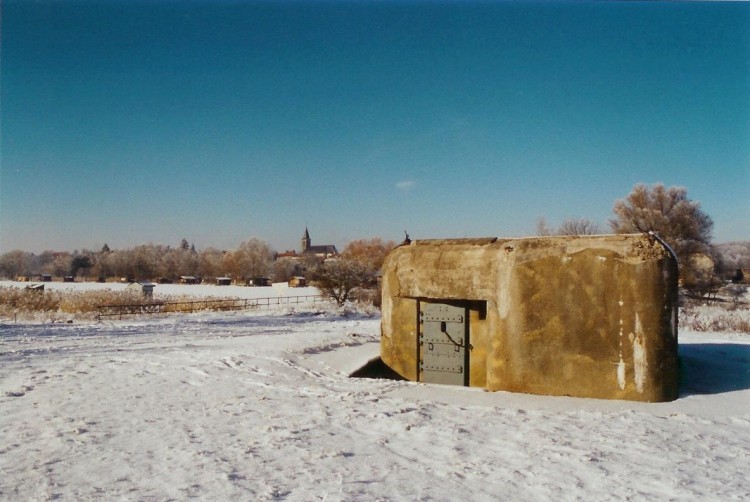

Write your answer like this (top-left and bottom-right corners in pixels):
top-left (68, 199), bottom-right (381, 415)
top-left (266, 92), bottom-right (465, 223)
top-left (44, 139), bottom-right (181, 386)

top-left (396, 180), bottom-right (415, 191)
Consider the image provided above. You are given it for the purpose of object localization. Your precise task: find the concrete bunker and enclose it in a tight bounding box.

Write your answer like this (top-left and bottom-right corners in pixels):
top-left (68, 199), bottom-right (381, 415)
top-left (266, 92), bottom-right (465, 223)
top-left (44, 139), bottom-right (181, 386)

top-left (380, 234), bottom-right (679, 402)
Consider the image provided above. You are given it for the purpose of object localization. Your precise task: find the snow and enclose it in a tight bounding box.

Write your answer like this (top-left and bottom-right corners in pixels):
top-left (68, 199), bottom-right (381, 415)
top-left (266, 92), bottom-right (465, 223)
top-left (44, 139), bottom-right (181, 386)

top-left (1, 289), bottom-right (749, 500)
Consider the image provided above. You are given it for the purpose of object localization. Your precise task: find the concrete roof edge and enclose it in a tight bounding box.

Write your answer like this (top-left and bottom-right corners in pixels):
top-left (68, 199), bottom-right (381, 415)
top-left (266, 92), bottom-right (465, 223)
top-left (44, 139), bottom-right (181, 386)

top-left (411, 233), bottom-right (647, 246)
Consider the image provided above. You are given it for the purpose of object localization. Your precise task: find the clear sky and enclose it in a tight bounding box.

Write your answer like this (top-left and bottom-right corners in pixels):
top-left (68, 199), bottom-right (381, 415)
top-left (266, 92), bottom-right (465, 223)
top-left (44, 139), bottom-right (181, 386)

top-left (2, 0), bottom-right (748, 254)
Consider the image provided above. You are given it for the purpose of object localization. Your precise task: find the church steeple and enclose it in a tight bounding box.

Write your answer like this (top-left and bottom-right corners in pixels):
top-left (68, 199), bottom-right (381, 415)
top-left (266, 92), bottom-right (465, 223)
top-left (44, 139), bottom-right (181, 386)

top-left (301, 227), bottom-right (311, 252)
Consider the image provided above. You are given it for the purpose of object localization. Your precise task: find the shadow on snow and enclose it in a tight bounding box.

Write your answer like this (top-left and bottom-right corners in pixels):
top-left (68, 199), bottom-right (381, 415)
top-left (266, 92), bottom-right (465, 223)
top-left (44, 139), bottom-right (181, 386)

top-left (679, 342), bottom-right (750, 396)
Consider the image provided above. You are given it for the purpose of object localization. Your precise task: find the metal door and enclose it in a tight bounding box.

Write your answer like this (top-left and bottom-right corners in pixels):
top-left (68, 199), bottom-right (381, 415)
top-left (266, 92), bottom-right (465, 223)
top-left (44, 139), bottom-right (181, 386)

top-left (418, 302), bottom-right (469, 386)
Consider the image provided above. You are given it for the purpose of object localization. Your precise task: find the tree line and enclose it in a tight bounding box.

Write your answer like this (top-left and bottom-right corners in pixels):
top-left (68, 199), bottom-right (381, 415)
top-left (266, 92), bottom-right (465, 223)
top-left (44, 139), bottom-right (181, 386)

top-left (0, 236), bottom-right (396, 286)
top-left (1, 184), bottom-right (747, 295)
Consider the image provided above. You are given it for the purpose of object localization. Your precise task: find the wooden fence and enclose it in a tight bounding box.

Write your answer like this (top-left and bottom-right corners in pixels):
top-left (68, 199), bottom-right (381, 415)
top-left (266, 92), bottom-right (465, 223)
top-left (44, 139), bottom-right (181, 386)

top-left (96, 295), bottom-right (326, 320)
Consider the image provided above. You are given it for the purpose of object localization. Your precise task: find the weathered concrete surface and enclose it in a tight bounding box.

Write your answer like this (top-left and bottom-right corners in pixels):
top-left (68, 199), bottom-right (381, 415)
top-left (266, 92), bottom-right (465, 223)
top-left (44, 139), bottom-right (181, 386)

top-left (380, 234), bottom-right (679, 402)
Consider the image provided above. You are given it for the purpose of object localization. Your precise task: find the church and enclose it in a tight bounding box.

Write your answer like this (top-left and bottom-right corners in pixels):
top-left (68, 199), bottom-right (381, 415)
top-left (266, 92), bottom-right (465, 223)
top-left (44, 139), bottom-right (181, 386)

top-left (275, 228), bottom-right (339, 262)
top-left (300, 227), bottom-right (338, 259)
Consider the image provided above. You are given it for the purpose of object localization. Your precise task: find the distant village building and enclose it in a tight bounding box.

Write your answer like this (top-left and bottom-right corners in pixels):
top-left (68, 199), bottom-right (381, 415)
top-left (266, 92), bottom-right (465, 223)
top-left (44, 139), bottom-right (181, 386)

top-left (275, 251), bottom-right (299, 260)
top-left (300, 227), bottom-right (339, 260)
top-left (275, 228), bottom-right (339, 278)
top-left (179, 276), bottom-right (199, 284)
top-left (216, 277), bottom-right (231, 286)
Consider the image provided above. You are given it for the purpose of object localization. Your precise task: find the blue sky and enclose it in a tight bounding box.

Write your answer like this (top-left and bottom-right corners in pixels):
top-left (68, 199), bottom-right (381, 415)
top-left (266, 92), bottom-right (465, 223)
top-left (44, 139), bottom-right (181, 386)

top-left (2, 0), bottom-right (748, 254)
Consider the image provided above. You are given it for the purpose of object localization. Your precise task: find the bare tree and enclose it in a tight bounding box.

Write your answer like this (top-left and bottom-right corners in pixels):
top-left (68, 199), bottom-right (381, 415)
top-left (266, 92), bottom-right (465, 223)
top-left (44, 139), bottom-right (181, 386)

top-left (536, 216), bottom-right (600, 236)
top-left (713, 241), bottom-right (750, 279)
top-left (271, 259), bottom-right (298, 283)
top-left (223, 238), bottom-right (274, 278)
top-left (234, 237), bottom-right (273, 277)
top-left (198, 248), bottom-right (225, 280)
top-left (557, 217), bottom-right (600, 236)
top-left (43, 252), bottom-right (73, 278)
top-left (175, 247), bottom-right (200, 277)
top-left (342, 238), bottom-right (397, 270)
top-left (609, 183), bottom-right (714, 286)
top-left (0, 250), bottom-right (34, 278)
top-left (535, 217), bottom-right (554, 236)
top-left (311, 258), bottom-right (374, 307)
top-left (338, 237), bottom-right (397, 307)
top-left (130, 245), bottom-right (159, 280)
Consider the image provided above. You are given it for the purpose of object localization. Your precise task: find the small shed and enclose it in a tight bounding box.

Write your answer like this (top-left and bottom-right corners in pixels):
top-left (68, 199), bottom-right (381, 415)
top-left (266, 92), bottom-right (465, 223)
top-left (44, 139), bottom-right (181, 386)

top-left (180, 276), bottom-right (199, 284)
top-left (288, 276), bottom-right (307, 288)
top-left (16, 276), bottom-right (31, 282)
top-left (128, 282), bottom-right (155, 297)
top-left (38, 274), bottom-right (52, 282)
top-left (380, 234), bottom-right (679, 402)
top-left (63, 276), bottom-right (75, 283)
top-left (216, 277), bottom-right (231, 286)
top-left (247, 277), bottom-right (272, 287)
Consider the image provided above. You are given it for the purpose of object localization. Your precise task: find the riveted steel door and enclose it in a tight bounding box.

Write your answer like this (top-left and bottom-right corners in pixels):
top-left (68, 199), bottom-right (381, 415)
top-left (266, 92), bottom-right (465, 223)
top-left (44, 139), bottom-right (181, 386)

top-left (418, 302), bottom-right (469, 386)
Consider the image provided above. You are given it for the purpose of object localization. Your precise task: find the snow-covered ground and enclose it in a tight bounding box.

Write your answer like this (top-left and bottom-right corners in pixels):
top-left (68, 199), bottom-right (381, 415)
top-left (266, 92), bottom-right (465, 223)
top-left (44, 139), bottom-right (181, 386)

top-left (1, 293), bottom-right (749, 500)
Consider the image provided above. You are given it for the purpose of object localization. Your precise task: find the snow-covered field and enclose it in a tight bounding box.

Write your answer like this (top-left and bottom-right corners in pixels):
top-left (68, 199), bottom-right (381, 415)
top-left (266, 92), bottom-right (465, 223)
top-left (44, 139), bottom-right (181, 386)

top-left (1, 285), bottom-right (749, 500)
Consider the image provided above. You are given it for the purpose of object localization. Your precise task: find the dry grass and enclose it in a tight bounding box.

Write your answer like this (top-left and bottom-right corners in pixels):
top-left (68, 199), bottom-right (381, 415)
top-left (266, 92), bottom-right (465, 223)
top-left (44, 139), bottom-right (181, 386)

top-left (680, 302), bottom-right (750, 333)
top-left (0, 287), bottom-right (141, 321)
top-left (350, 288), bottom-right (381, 308)
top-left (679, 285), bottom-right (750, 333)
top-left (0, 287), bottom-right (237, 322)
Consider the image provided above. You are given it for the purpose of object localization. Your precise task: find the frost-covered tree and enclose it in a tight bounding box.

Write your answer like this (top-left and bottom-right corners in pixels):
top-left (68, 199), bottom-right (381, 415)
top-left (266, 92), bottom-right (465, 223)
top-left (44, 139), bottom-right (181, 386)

top-left (0, 250), bottom-right (34, 278)
top-left (129, 245), bottom-right (160, 280)
top-left (713, 241), bottom-right (750, 278)
top-left (342, 238), bottom-right (397, 271)
top-left (222, 238), bottom-right (274, 278)
top-left (175, 247), bottom-right (200, 277)
top-left (198, 248), bottom-right (225, 280)
top-left (271, 259), bottom-right (298, 283)
top-left (47, 253), bottom-right (73, 278)
top-left (609, 183), bottom-right (714, 287)
top-left (243, 238), bottom-right (275, 277)
top-left (311, 258), bottom-right (374, 307)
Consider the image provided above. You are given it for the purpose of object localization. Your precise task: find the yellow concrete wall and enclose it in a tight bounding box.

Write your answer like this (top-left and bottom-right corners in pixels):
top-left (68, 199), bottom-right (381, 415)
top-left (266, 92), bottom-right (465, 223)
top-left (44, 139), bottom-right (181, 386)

top-left (380, 234), bottom-right (679, 402)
